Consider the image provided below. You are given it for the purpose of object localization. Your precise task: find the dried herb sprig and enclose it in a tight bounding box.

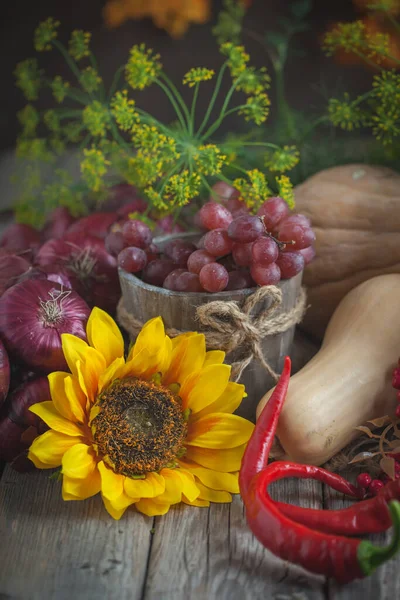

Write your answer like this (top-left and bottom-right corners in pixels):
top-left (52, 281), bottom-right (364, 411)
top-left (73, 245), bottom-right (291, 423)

top-left (14, 17), bottom-right (299, 227)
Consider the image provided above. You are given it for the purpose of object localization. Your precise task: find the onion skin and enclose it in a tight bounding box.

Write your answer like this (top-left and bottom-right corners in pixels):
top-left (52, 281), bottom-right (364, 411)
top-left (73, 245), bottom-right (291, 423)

top-left (0, 254), bottom-right (31, 296)
top-left (0, 223), bottom-right (41, 255)
top-left (0, 376), bottom-right (49, 469)
top-left (66, 212), bottom-right (116, 239)
top-left (0, 338), bottom-right (10, 407)
top-left (42, 207), bottom-right (76, 241)
top-left (0, 279), bottom-right (90, 372)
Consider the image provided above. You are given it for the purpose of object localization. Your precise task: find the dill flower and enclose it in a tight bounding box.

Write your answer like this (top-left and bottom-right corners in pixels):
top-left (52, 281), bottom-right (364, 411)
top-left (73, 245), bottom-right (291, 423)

top-left (220, 42), bottom-right (249, 78)
top-left (371, 105), bottom-right (400, 144)
top-left (276, 175), bottom-right (295, 209)
top-left (323, 21), bottom-right (366, 55)
top-left (110, 90), bottom-right (138, 131)
top-left (239, 93), bottom-right (271, 125)
top-left (128, 152), bottom-right (163, 187)
top-left (34, 17), bottom-right (60, 52)
top-left (17, 105), bottom-right (40, 137)
top-left (16, 138), bottom-right (53, 162)
top-left (131, 124), bottom-right (179, 165)
top-left (164, 171), bottom-right (201, 207)
top-left (64, 121), bottom-right (84, 143)
top-left (194, 144), bottom-right (227, 176)
top-left (43, 110), bottom-right (61, 133)
top-left (51, 76), bottom-right (70, 104)
top-left (236, 66), bottom-right (270, 95)
top-left (145, 186), bottom-right (169, 211)
top-left (366, 31), bottom-right (391, 61)
top-left (82, 101), bottom-right (110, 137)
top-left (213, 0), bottom-right (246, 45)
top-left (372, 70), bottom-right (400, 103)
top-left (328, 94), bottom-right (365, 130)
top-left (69, 30), bottom-right (91, 61)
top-left (14, 59), bottom-right (43, 101)
top-left (125, 44), bottom-right (162, 90)
top-left (80, 67), bottom-right (102, 94)
top-left (49, 137), bottom-right (66, 155)
top-left (264, 145), bottom-right (300, 173)
top-left (81, 147), bottom-right (110, 191)
top-left (233, 169), bottom-right (272, 210)
top-left (183, 68), bottom-right (215, 87)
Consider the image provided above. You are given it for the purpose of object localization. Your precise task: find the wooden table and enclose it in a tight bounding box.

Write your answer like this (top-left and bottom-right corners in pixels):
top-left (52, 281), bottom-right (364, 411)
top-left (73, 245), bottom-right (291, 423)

top-left (1, 332), bottom-right (399, 600)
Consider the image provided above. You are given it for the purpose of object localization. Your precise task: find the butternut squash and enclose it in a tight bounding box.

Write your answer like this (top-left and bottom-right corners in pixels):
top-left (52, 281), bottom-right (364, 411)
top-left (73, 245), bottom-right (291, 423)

top-left (256, 274), bottom-right (400, 466)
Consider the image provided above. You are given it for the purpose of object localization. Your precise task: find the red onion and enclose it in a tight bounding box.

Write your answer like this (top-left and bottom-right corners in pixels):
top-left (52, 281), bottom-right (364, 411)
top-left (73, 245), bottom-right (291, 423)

top-left (101, 183), bottom-right (146, 215)
top-left (0, 376), bottom-right (49, 470)
top-left (0, 254), bottom-right (31, 295)
top-left (16, 263), bottom-right (79, 291)
top-left (0, 223), bottom-right (41, 255)
top-left (36, 235), bottom-right (120, 313)
top-left (41, 207), bottom-right (76, 241)
top-left (0, 279), bottom-right (90, 372)
top-left (0, 338), bottom-right (10, 407)
top-left (66, 212), bottom-right (116, 239)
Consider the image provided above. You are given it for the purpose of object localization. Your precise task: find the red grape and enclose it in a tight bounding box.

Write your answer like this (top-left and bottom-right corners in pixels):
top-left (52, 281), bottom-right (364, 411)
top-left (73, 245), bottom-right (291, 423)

top-left (257, 197), bottom-right (289, 230)
top-left (203, 229), bottom-right (233, 257)
top-left (251, 237), bottom-right (279, 266)
top-left (118, 247), bottom-right (147, 273)
top-left (232, 242), bottom-right (254, 267)
top-left (199, 263), bottom-right (229, 292)
top-left (145, 243), bottom-right (159, 263)
top-left (281, 214), bottom-right (311, 227)
top-left (142, 259), bottom-right (175, 286)
top-left (174, 271), bottom-right (203, 292)
top-left (278, 221), bottom-right (316, 250)
top-left (226, 195), bottom-right (248, 215)
top-left (250, 262), bottom-right (281, 286)
top-left (164, 239), bottom-right (196, 266)
top-left (105, 231), bottom-right (126, 257)
top-left (187, 249), bottom-right (215, 274)
top-left (276, 251), bottom-right (305, 279)
top-left (195, 234), bottom-right (207, 249)
top-left (298, 246), bottom-right (316, 265)
top-left (226, 270), bottom-right (254, 291)
top-left (210, 181), bottom-right (237, 203)
top-left (198, 202), bottom-right (233, 230)
top-left (122, 219), bottom-right (152, 249)
top-left (163, 269), bottom-right (187, 291)
top-left (227, 215), bottom-right (264, 243)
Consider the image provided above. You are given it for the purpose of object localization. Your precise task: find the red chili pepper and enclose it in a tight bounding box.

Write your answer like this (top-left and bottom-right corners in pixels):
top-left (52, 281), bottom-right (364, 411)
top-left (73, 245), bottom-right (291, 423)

top-left (239, 356), bottom-right (400, 582)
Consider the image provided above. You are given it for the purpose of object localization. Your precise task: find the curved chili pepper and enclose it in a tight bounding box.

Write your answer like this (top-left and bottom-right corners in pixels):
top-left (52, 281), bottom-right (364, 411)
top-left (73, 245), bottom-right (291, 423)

top-left (239, 356), bottom-right (400, 582)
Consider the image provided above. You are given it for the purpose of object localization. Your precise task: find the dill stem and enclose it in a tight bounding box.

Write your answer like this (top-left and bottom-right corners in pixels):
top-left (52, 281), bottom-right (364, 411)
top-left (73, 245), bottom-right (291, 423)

top-left (197, 62), bottom-right (228, 136)
top-left (155, 78), bottom-right (187, 132)
top-left (160, 73), bottom-right (191, 130)
top-left (190, 83), bottom-right (200, 136)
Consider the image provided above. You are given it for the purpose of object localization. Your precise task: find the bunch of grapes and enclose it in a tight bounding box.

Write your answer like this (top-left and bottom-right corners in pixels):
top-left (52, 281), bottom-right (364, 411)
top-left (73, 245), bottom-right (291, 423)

top-left (109, 182), bottom-right (316, 294)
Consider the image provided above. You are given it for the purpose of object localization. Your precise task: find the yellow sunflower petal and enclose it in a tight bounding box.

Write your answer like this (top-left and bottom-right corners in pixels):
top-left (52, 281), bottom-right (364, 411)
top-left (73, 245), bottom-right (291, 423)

top-left (86, 307), bottom-right (124, 366)
top-left (163, 333), bottom-right (206, 386)
top-left (202, 350), bottom-right (225, 368)
top-left (179, 460), bottom-right (239, 493)
top-left (135, 498), bottom-right (171, 517)
top-left (62, 443), bottom-right (96, 479)
top-left (186, 413), bottom-right (254, 448)
top-left (48, 372), bottom-right (73, 421)
top-left (174, 469), bottom-right (200, 503)
top-left (79, 348), bottom-right (107, 402)
top-left (98, 460), bottom-right (124, 501)
top-left (193, 382), bottom-right (245, 420)
top-left (154, 468), bottom-right (183, 504)
top-left (102, 495), bottom-right (132, 520)
top-left (184, 444), bottom-right (247, 472)
top-left (182, 364), bottom-right (231, 413)
top-left (182, 496), bottom-right (210, 507)
top-left (124, 472), bottom-right (165, 499)
top-left (196, 482), bottom-right (232, 503)
top-left (62, 467), bottom-right (101, 500)
top-left (98, 356), bottom-right (126, 393)
top-left (28, 430), bottom-right (79, 467)
top-left (61, 334), bottom-right (89, 377)
top-left (128, 316), bottom-right (166, 360)
top-left (29, 402), bottom-right (83, 436)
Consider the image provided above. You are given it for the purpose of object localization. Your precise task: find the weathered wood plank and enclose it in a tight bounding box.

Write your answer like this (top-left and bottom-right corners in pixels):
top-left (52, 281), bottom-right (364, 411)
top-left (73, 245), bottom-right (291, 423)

top-left (324, 468), bottom-right (400, 599)
top-left (0, 468), bottom-right (153, 600)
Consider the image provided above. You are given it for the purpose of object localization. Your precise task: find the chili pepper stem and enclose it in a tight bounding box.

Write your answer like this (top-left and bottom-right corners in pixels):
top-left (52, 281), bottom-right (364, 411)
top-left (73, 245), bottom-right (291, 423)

top-left (357, 500), bottom-right (400, 576)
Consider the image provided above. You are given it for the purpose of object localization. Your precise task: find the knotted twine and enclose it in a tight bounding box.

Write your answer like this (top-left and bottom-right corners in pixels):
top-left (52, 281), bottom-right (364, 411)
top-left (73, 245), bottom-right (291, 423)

top-left (117, 285), bottom-right (307, 383)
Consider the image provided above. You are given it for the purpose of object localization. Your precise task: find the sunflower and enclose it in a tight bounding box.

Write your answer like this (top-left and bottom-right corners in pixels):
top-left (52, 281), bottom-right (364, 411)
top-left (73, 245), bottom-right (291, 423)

top-left (28, 307), bottom-right (253, 519)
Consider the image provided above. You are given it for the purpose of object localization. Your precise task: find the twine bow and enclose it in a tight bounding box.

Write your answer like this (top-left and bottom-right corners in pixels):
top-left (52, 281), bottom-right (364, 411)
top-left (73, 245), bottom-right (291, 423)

top-left (117, 285), bottom-right (307, 383)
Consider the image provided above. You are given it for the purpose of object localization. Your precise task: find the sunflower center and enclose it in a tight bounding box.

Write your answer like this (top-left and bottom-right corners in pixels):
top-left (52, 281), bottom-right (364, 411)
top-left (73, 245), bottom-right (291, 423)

top-left (91, 378), bottom-right (187, 476)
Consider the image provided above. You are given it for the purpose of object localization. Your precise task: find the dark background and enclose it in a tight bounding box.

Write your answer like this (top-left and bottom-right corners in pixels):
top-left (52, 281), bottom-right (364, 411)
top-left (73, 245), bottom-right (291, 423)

top-left (0, 0), bottom-right (366, 153)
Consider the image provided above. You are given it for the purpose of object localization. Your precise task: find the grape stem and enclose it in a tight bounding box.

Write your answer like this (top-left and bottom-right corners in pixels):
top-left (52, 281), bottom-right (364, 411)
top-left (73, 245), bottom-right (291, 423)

top-left (258, 215), bottom-right (295, 251)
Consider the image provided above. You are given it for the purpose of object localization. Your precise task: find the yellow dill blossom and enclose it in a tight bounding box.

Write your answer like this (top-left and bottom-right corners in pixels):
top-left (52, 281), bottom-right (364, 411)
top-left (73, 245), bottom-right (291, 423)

top-left (239, 93), bottom-right (271, 125)
top-left (28, 308), bottom-right (253, 519)
top-left (125, 44), bottom-right (162, 90)
top-left (128, 151), bottom-right (163, 187)
top-left (82, 101), bottom-right (110, 137)
top-left (276, 175), bottom-right (295, 210)
top-left (43, 110), bottom-right (61, 133)
top-left (103, 0), bottom-right (211, 38)
top-left (236, 66), bottom-right (270, 95)
top-left (14, 59), bottom-right (43, 101)
top-left (131, 124), bottom-right (179, 164)
top-left (49, 136), bottom-right (66, 156)
top-left (233, 169), bottom-right (272, 210)
top-left (194, 144), bottom-right (227, 176)
top-left (69, 30), bottom-right (91, 61)
top-left (183, 68), bottom-right (215, 87)
top-left (366, 31), bottom-right (391, 61)
top-left (42, 170), bottom-right (83, 214)
top-left (110, 90), bottom-right (138, 131)
top-left (80, 67), bottom-right (102, 94)
top-left (220, 43), bottom-right (249, 78)
top-left (165, 171), bottom-right (201, 206)
top-left (51, 76), bottom-right (70, 104)
top-left (17, 105), bottom-right (40, 137)
top-left (264, 145), bottom-right (300, 173)
top-left (81, 147), bottom-right (110, 191)
top-left (16, 137), bottom-right (53, 162)
top-left (323, 21), bottom-right (366, 55)
top-left (145, 186), bottom-right (169, 211)
top-left (328, 94), bottom-right (365, 130)
top-left (34, 18), bottom-right (60, 52)
top-left (371, 105), bottom-right (400, 144)
top-left (373, 70), bottom-right (400, 103)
